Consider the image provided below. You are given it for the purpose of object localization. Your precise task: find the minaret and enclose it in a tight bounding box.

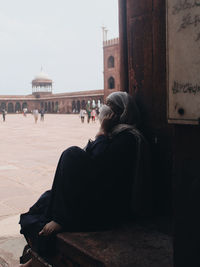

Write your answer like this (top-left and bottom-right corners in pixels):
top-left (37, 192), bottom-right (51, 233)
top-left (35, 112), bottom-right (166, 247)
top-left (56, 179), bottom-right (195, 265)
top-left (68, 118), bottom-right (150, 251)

top-left (102, 26), bottom-right (108, 45)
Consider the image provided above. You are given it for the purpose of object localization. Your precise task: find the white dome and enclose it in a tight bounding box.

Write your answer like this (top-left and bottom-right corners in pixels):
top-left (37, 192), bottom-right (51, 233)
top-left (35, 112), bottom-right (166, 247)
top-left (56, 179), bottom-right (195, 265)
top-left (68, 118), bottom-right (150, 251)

top-left (34, 71), bottom-right (51, 80)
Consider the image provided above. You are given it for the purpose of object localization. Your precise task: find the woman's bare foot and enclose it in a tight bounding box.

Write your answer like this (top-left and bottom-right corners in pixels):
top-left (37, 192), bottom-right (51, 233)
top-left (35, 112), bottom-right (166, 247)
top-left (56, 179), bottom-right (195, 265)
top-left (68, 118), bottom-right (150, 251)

top-left (19, 258), bottom-right (32, 267)
top-left (39, 221), bottom-right (62, 236)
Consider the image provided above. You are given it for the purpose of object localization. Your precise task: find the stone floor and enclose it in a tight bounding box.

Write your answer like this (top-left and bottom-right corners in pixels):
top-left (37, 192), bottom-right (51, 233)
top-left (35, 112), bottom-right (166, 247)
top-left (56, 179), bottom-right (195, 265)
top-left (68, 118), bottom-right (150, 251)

top-left (0, 114), bottom-right (99, 266)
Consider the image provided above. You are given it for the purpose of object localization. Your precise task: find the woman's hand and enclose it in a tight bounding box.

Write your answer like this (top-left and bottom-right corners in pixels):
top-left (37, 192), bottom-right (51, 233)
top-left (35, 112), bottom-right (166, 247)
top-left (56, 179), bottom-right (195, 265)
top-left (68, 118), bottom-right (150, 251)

top-left (39, 221), bottom-right (62, 236)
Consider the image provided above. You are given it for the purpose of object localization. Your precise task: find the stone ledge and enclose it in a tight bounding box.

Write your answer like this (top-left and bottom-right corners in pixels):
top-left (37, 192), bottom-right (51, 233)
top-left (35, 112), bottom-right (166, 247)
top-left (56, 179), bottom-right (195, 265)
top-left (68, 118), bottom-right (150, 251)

top-left (29, 221), bottom-right (173, 267)
top-left (55, 223), bottom-right (172, 267)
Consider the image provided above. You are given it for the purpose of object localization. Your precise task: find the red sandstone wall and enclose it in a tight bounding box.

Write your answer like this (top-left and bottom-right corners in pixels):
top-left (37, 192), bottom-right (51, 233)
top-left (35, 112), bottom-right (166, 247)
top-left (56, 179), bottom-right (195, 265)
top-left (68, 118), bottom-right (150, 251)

top-left (0, 90), bottom-right (104, 114)
top-left (103, 41), bottom-right (120, 100)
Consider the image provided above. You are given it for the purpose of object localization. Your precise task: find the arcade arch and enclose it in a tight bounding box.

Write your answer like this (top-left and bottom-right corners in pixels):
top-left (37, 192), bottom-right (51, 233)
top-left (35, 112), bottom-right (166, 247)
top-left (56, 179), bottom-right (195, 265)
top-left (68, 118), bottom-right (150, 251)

top-left (8, 103), bottom-right (14, 113)
top-left (55, 102), bottom-right (59, 112)
top-left (86, 100), bottom-right (91, 110)
top-left (15, 102), bottom-right (21, 112)
top-left (108, 77), bottom-right (115, 89)
top-left (77, 100), bottom-right (80, 112)
top-left (108, 56), bottom-right (115, 68)
top-left (97, 99), bottom-right (101, 108)
top-left (0, 102), bottom-right (6, 111)
top-left (72, 101), bottom-right (76, 112)
top-left (81, 100), bottom-right (86, 109)
top-left (22, 102), bottom-right (27, 109)
top-left (48, 102), bottom-right (51, 112)
top-left (92, 100), bottom-right (96, 108)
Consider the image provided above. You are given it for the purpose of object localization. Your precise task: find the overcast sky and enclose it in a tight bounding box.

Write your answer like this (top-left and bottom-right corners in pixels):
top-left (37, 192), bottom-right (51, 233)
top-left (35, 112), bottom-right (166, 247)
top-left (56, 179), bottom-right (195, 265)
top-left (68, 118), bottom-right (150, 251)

top-left (0, 0), bottom-right (119, 95)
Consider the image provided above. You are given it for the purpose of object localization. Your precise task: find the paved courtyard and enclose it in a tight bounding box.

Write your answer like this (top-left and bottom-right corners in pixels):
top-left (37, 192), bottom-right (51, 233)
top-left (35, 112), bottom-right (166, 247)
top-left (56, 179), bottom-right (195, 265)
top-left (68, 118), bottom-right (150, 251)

top-left (0, 114), bottom-right (99, 266)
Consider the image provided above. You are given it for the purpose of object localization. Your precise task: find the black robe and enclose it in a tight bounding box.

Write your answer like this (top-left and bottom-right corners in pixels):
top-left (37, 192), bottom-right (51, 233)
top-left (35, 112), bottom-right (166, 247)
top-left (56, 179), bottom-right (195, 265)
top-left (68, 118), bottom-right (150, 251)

top-left (19, 132), bottom-right (137, 255)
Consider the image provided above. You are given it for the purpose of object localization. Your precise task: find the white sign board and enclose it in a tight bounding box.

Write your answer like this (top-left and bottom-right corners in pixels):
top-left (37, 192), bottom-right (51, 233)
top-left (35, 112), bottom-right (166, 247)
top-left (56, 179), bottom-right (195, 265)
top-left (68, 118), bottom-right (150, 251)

top-left (167, 0), bottom-right (200, 124)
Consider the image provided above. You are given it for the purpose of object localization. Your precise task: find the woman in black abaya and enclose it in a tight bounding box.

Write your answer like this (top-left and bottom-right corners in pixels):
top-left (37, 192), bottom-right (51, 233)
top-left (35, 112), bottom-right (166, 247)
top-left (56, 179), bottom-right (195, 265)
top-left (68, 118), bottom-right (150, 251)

top-left (19, 91), bottom-right (152, 267)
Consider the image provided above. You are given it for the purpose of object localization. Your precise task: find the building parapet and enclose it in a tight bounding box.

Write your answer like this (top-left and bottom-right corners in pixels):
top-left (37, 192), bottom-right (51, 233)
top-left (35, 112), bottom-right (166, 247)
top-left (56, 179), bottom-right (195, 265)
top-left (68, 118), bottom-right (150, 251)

top-left (103, 38), bottom-right (119, 47)
top-left (52, 89), bottom-right (103, 97)
top-left (0, 90), bottom-right (104, 101)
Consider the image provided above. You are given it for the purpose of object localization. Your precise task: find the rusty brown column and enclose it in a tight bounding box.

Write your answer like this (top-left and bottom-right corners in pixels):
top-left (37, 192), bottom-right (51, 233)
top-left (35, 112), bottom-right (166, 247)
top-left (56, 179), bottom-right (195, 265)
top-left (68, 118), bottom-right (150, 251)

top-left (118, 0), bottom-right (129, 93)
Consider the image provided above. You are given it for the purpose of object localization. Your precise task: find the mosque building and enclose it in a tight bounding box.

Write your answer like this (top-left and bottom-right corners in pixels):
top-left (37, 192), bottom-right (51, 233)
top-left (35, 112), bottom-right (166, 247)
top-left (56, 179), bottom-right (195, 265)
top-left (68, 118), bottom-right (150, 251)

top-left (0, 36), bottom-right (119, 113)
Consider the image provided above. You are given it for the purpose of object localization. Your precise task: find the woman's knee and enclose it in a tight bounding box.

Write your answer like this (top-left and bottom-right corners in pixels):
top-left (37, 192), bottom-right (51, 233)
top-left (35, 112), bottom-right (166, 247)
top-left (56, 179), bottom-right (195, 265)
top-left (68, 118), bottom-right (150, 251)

top-left (60, 146), bottom-right (90, 166)
top-left (61, 146), bottom-right (84, 159)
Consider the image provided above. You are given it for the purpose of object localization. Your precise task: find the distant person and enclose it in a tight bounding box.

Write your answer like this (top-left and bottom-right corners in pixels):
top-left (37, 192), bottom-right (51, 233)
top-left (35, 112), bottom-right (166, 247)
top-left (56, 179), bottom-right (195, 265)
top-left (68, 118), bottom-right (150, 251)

top-left (86, 109), bottom-right (91, 123)
top-left (32, 109), bottom-right (39, 123)
top-left (23, 108), bottom-right (27, 117)
top-left (91, 109), bottom-right (96, 122)
top-left (79, 109), bottom-right (85, 123)
top-left (2, 109), bottom-right (6, 122)
top-left (40, 109), bottom-right (45, 121)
